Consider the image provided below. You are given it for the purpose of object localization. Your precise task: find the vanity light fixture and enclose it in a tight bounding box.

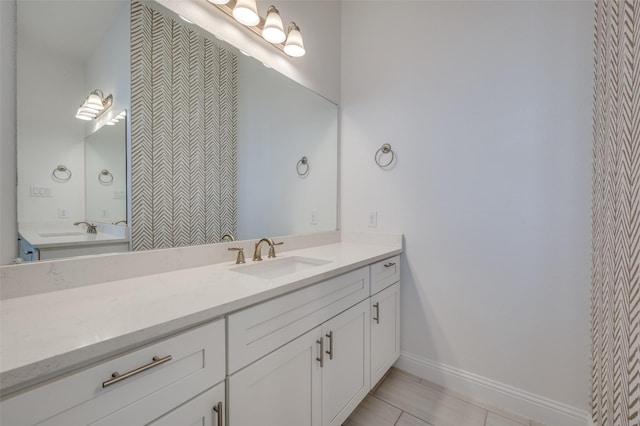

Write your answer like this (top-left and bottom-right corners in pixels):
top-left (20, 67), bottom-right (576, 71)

top-left (207, 2), bottom-right (305, 57)
top-left (75, 89), bottom-right (113, 121)
top-left (283, 22), bottom-right (305, 57)
top-left (232, 0), bottom-right (260, 26)
top-left (262, 6), bottom-right (285, 43)
top-left (105, 110), bottom-right (126, 126)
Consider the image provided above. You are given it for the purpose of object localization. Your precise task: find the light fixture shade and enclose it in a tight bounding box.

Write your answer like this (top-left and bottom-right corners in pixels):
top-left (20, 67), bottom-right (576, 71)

top-left (262, 6), bottom-right (285, 44)
top-left (207, 0), bottom-right (229, 4)
top-left (75, 107), bottom-right (95, 120)
top-left (85, 93), bottom-right (105, 111)
top-left (233, 0), bottom-right (260, 26)
top-left (284, 22), bottom-right (305, 57)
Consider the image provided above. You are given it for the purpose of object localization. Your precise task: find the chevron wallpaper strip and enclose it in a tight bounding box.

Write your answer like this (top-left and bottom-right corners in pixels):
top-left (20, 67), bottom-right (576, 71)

top-left (591, 1), bottom-right (640, 425)
top-left (130, 1), bottom-right (238, 251)
top-left (130, 1), bottom-right (154, 252)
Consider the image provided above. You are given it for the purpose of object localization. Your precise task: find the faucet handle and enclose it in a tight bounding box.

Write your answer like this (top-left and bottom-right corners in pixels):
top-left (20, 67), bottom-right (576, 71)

top-left (228, 247), bottom-right (246, 264)
top-left (268, 241), bottom-right (284, 258)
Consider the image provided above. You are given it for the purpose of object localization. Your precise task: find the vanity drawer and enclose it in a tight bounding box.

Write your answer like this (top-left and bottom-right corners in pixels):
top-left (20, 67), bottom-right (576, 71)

top-left (1, 319), bottom-right (225, 426)
top-left (227, 267), bottom-right (370, 374)
top-left (370, 255), bottom-right (400, 295)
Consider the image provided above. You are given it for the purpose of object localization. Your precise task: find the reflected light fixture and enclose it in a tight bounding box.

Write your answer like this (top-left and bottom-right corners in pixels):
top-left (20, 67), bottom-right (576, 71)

top-left (262, 6), bottom-right (285, 44)
top-left (207, 2), bottom-right (305, 57)
top-left (284, 22), bottom-right (305, 57)
top-left (233, 0), bottom-right (260, 26)
top-left (75, 89), bottom-right (113, 121)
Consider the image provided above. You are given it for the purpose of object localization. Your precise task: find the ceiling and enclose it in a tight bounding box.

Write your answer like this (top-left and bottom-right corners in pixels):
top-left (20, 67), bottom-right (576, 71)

top-left (17, 0), bottom-right (127, 61)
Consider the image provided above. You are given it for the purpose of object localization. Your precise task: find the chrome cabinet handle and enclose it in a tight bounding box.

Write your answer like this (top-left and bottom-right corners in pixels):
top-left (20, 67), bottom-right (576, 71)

top-left (325, 331), bottom-right (334, 360)
top-left (373, 302), bottom-right (380, 324)
top-left (384, 262), bottom-right (396, 268)
top-left (102, 355), bottom-right (172, 388)
top-left (316, 338), bottom-right (324, 367)
top-left (213, 401), bottom-right (223, 425)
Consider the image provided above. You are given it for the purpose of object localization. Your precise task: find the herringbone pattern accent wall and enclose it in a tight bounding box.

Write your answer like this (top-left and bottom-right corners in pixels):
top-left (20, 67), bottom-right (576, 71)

top-left (130, 1), bottom-right (238, 251)
top-left (591, 1), bottom-right (640, 425)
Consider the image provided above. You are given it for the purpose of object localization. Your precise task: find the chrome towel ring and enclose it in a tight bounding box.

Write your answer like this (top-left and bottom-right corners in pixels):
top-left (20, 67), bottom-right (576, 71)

top-left (52, 165), bottom-right (72, 181)
top-left (297, 156), bottom-right (309, 176)
top-left (99, 169), bottom-right (114, 184)
top-left (375, 144), bottom-right (395, 168)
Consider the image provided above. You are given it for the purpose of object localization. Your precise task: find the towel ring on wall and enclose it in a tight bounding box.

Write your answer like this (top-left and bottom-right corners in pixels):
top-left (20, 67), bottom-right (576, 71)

top-left (297, 156), bottom-right (310, 176)
top-left (52, 165), bottom-right (72, 181)
top-left (375, 144), bottom-right (395, 168)
top-left (98, 169), bottom-right (114, 184)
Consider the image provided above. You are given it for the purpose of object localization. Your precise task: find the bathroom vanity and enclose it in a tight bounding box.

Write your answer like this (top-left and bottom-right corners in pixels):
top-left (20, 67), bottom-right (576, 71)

top-left (0, 232), bottom-right (402, 425)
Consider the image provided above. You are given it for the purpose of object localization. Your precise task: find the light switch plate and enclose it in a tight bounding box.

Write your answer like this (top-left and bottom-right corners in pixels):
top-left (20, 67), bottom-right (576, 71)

top-left (368, 211), bottom-right (377, 228)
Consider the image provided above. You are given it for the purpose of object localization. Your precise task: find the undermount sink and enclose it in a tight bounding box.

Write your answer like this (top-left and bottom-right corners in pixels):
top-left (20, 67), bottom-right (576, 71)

top-left (231, 256), bottom-right (331, 279)
top-left (38, 232), bottom-right (86, 237)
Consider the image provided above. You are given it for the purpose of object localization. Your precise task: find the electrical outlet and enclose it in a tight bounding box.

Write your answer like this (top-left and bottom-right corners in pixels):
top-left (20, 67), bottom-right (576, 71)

top-left (368, 211), bottom-right (377, 228)
top-left (310, 210), bottom-right (318, 225)
top-left (101, 208), bottom-right (109, 218)
top-left (58, 208), bottom-right (68, 219)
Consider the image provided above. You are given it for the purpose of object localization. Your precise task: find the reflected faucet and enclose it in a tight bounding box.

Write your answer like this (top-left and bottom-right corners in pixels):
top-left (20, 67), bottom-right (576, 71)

top-left (74, 221), bottom-right (97, 234)
top-left (221, 233), bottom-right (235, 242)
top-left (113, 220), bottom-right (127, 225)
top-left (252, 238), bottom-right (284, 261)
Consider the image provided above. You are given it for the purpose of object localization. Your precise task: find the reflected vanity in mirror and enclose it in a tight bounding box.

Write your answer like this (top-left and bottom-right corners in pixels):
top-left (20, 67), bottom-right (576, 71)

top-left (10, 0), bottom-right (337, 264)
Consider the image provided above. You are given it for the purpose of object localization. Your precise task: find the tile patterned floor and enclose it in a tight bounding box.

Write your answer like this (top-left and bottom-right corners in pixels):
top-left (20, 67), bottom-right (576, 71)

top-left (343, 368), bottom-right (545, 426)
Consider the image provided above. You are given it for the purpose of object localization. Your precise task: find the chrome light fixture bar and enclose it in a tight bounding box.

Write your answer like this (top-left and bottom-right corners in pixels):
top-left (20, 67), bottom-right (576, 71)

top-left (75, 89), bottom-right (113, 121)
top-left (206, 0), bottom-right (305, 57)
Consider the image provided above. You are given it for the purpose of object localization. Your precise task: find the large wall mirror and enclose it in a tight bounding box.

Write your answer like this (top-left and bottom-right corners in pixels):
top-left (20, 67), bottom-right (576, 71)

top-left (10, 0), bottom-right (337, 265)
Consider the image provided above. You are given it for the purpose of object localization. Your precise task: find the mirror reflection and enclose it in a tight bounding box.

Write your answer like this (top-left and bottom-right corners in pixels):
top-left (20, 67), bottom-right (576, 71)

top-left (11, 0), bottom-right (337, 264)
top-left (85, 114), bottom-right (127, 225)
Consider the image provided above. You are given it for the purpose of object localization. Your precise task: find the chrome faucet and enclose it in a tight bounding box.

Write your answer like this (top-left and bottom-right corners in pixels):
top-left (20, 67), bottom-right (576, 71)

top-left (252, 238), bottom-right (284, 261)
top-left (74, 221), bottom-right (97, 234)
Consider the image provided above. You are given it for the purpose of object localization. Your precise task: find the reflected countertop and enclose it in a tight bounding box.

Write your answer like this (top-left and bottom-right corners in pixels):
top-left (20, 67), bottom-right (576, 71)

top-left (18, 223), bottom-right (129, 249)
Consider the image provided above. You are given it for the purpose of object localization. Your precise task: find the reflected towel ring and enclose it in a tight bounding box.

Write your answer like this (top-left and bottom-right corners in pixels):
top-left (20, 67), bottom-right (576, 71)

top-left (297, 156), bottom-right (309, 176)
top-left (375, 144), bottom-right (395, 168)
top-left (52, 165), bottom-right (72, 181)
top-left (98, 169), bottom-right (114, 184)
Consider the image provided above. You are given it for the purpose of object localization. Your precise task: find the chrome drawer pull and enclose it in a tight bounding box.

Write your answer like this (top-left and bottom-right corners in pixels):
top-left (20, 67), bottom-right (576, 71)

top-left (373, 302), bottom-right (380, 324)
top-left (325, 331), bottom-right (334, 360)
top-left (102, 354), bottom-right (172, 388)
top-left (384, 262), bottom-right (396, 268)
top-left (213, 401), bottom-right (223, 425)
top-left (316, 338), bottom-right (324, 367)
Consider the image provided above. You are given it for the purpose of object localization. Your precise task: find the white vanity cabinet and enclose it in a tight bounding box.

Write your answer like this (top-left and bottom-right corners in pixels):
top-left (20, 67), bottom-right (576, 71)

top-left (228, 326), bottom-right (323, 425)
top-left (369, 256), bottom-right (401, 386)
top-left (0, 319), bottom-right (225, 426)
top-left (321, 298), bottom-right (371, 426)
top-left (227, 267), bottom-right (372, 426)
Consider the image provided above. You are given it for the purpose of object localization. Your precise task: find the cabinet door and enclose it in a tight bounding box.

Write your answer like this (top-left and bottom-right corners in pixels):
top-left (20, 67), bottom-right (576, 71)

top-left (321, 299), bottom-right (371, 426)
top-left (228, 327), bottom-right (322, 426)
top-left (370, 282), bottom-right (400, 386)
top-left (149, 382), bottom-right (225, 426)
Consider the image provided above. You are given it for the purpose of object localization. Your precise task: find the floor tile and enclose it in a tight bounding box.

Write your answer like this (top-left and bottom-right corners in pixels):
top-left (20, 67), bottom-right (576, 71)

top-left (485, 411), bottom-right (527, 426)
top-left (389, 366), bottom-right (421, 383)
top-left (343, 395), bottom-right (402, 426)
top-left (396, 413), bottom-right (433, 426)
top-left (373, 372), bottom-right (487, 426)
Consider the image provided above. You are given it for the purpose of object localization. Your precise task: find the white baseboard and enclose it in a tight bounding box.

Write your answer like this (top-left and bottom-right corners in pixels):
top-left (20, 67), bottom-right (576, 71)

top-left (394, 351), bottom-right (591, 426)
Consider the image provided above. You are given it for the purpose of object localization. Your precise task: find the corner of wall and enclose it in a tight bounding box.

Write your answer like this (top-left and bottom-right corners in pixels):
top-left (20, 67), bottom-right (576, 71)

top-left (0, 0), bottom-right (18, 264)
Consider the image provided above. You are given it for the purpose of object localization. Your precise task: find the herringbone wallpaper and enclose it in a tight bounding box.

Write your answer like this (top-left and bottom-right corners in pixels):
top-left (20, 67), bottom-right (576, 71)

top-left (591, 1), bottom-right (640, 425)
top-left (130, 1), bottom-right (238, 251)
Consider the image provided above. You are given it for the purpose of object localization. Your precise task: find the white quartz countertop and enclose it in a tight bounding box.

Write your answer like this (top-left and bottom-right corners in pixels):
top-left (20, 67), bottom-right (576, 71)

top-left (0, 241), bottom-right (401, 394)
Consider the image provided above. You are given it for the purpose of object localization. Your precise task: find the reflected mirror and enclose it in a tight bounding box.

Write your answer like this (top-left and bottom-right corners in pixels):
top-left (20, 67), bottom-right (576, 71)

top-left (11, 0), bottom-right (337, 264)
top-left (85, 113), bottom-right (127, 225)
